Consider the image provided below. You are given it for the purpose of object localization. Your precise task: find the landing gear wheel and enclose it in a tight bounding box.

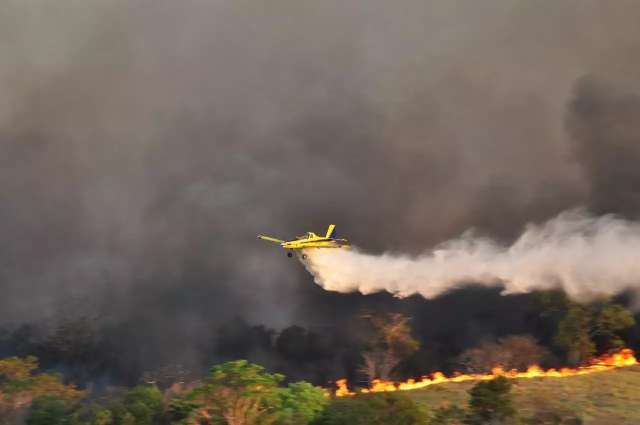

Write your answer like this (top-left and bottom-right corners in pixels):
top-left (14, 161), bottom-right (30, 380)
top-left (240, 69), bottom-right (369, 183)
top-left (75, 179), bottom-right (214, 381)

top-left (302, 254), bottom-right (307, 260)
top-left (287, 252), bottom-right (293, 258)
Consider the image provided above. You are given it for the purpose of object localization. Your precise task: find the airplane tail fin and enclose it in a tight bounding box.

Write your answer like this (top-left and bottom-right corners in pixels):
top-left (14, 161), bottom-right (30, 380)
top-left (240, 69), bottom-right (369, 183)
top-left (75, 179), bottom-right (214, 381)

top-left (258, 235), bottom-right (284, 244)
top-left (325, 224), bottom-right (337, 239)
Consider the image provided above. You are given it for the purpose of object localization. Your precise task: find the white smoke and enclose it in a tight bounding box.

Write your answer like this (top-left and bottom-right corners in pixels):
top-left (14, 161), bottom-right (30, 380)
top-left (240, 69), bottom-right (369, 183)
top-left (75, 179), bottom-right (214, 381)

top-left (301, 209), bottom-right (640, 301)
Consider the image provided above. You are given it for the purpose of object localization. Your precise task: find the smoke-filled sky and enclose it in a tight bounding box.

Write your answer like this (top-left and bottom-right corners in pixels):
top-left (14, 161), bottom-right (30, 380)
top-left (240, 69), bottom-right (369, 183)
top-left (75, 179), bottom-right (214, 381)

top-left (2, 1), bottom-right (640, 369)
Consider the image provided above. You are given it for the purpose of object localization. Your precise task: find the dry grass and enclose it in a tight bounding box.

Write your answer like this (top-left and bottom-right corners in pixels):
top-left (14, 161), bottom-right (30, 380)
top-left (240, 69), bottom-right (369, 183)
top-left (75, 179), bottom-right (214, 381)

top-left (404, 365), bottom-right (640, 424)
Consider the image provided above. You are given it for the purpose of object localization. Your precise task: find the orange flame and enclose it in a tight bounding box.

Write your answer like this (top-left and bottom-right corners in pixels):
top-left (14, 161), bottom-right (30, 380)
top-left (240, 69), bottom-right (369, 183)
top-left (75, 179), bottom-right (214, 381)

top-left (335, 348), bottom-right (637, 397)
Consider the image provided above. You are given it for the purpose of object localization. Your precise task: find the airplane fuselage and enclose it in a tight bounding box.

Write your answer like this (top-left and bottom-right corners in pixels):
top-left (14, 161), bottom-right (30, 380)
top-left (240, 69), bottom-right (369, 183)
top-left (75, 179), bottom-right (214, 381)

top-left (258, 224), bottom-right (349, 258)
top-left (281, 238), bottom-right (349, 250)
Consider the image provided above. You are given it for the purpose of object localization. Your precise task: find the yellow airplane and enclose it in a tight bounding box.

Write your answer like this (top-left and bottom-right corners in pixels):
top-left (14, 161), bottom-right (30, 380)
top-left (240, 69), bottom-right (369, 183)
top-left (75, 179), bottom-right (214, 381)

top-left (258, 224), bottom-right (350, 258)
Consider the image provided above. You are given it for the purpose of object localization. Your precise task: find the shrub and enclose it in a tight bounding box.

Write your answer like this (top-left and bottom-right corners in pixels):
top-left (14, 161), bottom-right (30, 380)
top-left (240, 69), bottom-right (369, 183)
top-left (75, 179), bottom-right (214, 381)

top-left (312, 392), bottom-right (427, 425)
top-left (465, 376), bottom-right (515, 425)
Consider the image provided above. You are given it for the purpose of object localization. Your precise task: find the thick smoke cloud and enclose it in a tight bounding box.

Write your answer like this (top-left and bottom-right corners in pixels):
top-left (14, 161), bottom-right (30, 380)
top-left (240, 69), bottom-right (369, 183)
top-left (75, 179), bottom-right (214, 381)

top-left (568, 77), bottom-right (640, 216)
top-left (2, 0), bottom-right (640, 376)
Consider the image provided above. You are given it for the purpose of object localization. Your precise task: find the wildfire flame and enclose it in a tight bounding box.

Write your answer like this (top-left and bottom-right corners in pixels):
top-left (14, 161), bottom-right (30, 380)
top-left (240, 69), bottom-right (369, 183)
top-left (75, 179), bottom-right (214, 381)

top-left (335, 348), bottom-right (637, 397)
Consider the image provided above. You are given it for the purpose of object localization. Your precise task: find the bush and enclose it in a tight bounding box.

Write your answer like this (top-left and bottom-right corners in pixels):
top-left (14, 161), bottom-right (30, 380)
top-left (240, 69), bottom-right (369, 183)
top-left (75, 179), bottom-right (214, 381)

top-left (431, 405), bottom-right (466, 425)
top-left (27, 396), bottom-right (76, 425)
top-left (312, 392), bottom-right (427, 425)
top-left (72, 386), bottom-right (165, 425)
top-left (465, 377), bottom-right (515, 425)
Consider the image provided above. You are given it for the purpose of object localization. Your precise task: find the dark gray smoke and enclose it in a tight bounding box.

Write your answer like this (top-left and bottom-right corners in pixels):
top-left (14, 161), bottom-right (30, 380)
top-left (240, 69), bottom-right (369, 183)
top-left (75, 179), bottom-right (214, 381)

top-left (2, 1), bottom-right (640, 375)
top-left (568, 77), bottom-right (640, 216)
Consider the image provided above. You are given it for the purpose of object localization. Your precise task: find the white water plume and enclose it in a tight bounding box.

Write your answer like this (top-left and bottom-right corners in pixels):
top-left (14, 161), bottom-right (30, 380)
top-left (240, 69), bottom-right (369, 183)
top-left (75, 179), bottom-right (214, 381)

top-left (301, 209), bottom-right (640, 300)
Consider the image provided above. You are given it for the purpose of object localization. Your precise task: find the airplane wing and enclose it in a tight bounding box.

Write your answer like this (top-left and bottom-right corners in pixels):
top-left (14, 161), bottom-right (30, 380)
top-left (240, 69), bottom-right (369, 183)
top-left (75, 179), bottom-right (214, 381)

top-left (257, 235), bottom-right (284, 244)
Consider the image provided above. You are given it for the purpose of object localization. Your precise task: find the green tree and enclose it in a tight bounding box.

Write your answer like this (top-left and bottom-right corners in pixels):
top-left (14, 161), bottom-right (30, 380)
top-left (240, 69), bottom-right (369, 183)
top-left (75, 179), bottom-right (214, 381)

top-left (465, 377), bottom-right (515, 425)
top-left (312, 392), bottom-right (427, 425)
top-left (175, 360), bottom-right (326, 425)
top-left (276, 382), bottom-right (327, 425)
top-left (189, 360), bottom-right (282, 424)
top-left (168, 398), bottom-right (199, 423)
top-left (121, 386), bottom-right (165, 425)
top-left (70, 386), bottom-right (165, 425)
top-left (536, 292), bottom-right (635, 363)
top-left (554, 306), bottom-right (596, 364)
top-left (0, 356), bottom-right (83, 400)
top-left (591, 303), bottom-right (635, 351)
top-left (27, 396), bottom-right (77, 425)
top-left (0, 356), bottom-right (84, 424)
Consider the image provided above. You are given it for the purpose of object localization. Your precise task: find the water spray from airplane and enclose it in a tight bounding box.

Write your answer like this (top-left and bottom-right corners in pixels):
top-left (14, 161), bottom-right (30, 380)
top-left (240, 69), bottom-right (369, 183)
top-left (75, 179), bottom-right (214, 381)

top-left (297, 209), bottom-right (640, 301)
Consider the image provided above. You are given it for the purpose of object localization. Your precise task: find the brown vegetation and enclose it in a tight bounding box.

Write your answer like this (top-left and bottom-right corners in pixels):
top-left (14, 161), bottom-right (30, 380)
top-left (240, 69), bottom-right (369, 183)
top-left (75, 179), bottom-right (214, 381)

top-left (458, 335), bottom-right (548, 373)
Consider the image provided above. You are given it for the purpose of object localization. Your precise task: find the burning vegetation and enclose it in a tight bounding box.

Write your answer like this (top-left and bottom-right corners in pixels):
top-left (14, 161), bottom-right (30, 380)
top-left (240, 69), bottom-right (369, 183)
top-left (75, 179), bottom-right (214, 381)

top-left (4, 293), bottom-right (635, 424)
top-left (335, 348), bottom-right (637, 397)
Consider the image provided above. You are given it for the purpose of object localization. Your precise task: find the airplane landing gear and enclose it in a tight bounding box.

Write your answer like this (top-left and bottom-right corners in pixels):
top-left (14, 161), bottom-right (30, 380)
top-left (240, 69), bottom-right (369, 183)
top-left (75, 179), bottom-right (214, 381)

top-left (287, 252), bottom-right (293, 258)
top-left (301, 254), bottom-right (307, 260)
